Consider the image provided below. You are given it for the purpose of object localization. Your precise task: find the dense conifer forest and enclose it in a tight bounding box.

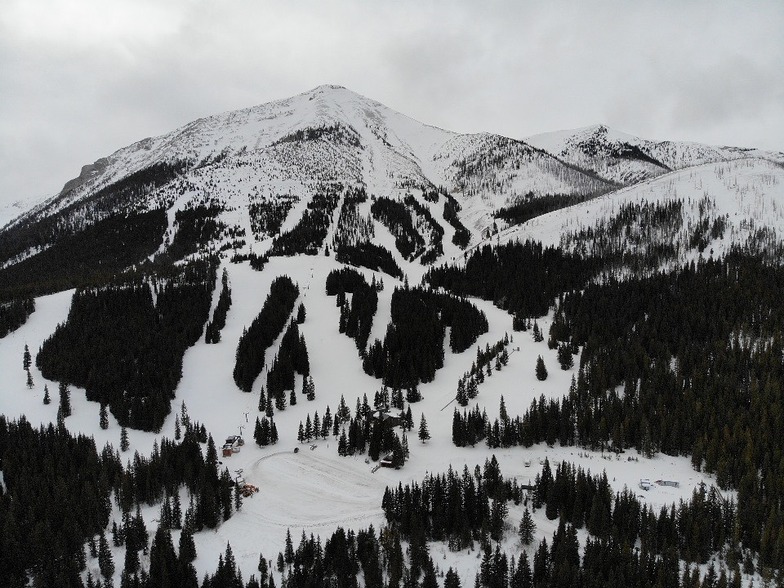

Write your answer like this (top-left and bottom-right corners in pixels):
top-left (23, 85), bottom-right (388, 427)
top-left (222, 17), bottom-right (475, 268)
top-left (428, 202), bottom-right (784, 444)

top-left (427, 236), bottom-right (784, 573)
top-left (205, 269), bottom-right (232, 344)
top-left (326, 267), bottom-right (380, 354)
top-left (233, 276), bottom-right (300, 391)
top-left (0, 161), bottom-right (185, 270)
top-left (265, 319), bottom-right (311, 408)
top-left (442, 192), bottom-right (470, 248)
top-left (168, 204), bottom-right (226, 260)
top-left (36, 259), bottom-right (215, 431)
top-left (363, 286), bottom-right (488, 388)
top-left (269, 189), bottom-right (341, 256)
top-left (248, 195), bottom-right (297, 240)
top-left (424, 241), bottom-right (593, 319)
top-left (494, 192), bottom-right (590, 226)
top-left (370, 197), bottom-right (427, 261)
top-left (0, 408), bottom-right (237, 588)
top-left (336, 242), bottom-right (403, 279)
top-left (0, 296), bottom-right (34, 337)
top-left (0, 210), bottom-right (168, 300)
top-left (331, 187), bottom-right (374, 250)
top-left (402, 195), bottom-right (443, 265)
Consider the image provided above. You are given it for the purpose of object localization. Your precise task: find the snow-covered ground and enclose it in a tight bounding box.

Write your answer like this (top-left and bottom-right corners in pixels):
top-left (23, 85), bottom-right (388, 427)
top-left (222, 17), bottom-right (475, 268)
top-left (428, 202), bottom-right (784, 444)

top-left (496, 158), bottom-right (784, 263)
top-left (0, 252), bottom-right (723, 584)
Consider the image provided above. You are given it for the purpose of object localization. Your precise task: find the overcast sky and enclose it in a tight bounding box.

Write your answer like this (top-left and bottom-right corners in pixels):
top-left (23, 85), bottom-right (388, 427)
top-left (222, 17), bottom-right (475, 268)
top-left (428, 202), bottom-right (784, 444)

top-left (1, 0), bottom-right (782, 208)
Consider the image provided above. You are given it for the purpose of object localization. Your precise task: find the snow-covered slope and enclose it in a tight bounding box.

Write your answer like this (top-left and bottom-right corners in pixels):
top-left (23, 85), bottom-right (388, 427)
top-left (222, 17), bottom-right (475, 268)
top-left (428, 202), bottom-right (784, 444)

top-left (3, 86), bottom-right (782, 587)
top-left (4, 86), bottom-right (614, 259)
top-left (7, 86), bottom-right (783, 273)
top-left (0, 255), bottom-right (721, 585)
top-left (502, 158), bottom-right (784, 267)
top-left (527, 124), bottom-right (784, 186)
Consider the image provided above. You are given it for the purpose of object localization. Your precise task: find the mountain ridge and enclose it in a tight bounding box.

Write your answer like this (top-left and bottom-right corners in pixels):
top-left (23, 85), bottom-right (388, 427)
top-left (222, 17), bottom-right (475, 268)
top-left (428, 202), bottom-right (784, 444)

top-left (3, 84), bottom-right (783, 290)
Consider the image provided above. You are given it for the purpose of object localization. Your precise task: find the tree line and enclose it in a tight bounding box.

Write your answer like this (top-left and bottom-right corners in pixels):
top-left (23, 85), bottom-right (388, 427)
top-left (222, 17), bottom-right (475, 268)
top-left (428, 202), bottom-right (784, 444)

top-left (36, 259), bottom-right (215, 432)
top-left (205, 269), bottom-right (232, 344)
top-left (0, 296), bottom-right (34, 337)
top-left (442, 192), bottom-right (470, 249)
top-left (363, 286), bottom-right (488, 388)
top-left (370, 197), bottom-right (427, 261)
top-left (269, 189), bottom-right (341, 256)
top-left (424, 240), bottom-right (593, 319)
top-left (0, 407), bottom-right (238, 588)
top-left (326, 267), bottom-right (381, 354)
top-left (0, 209), bottom-right (168, 301)
top-left (233, 275), bottom-right (299, 392)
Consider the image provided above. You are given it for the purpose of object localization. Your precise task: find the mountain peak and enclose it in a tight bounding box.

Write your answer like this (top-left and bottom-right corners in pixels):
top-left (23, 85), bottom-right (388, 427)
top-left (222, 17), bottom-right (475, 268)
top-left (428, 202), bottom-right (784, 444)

top-left (308, 83), bottom-right (348, 93)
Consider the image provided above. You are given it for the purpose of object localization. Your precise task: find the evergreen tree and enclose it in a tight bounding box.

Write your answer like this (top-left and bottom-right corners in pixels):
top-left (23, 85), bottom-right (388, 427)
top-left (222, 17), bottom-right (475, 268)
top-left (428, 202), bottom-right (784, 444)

top-left (467, 378), bottom-right (478, 399)
top-left (535, 356), bottom-right (548, 381)
top-left (532, 321), bottom-right (543, 342)
top-left (519, 507), bottom-right (535, 545)
top-left (258, 386), bottom-right (267, 412)
top-left (490, 498), bottom-right (508, 541)
top-left (557, 343), bottom-right (574, 370)
top-left (456, 379), bottom-right (468, 406)
top-left (148, 525), bottom-right (179, 588)
top-left (284, 529), bottom-right (294, 566)
top-left (43, 384), bottom-right (50, 404)
top-left (172, 493), bottom-right (182, 529)
top-left (23, 343), bottom-right (31, 371)
top-left (58, 381), bottom-right (72, 417)
top-left (120, 426), bottom-right (130, 452)
top-left (98, 530), bottom-right (115, 583)
top-left (322, 407), bottom-right (332, 439)
top-left (419, 414), bottom-right (431, 443)
top-left (100, 403), bottom-right (109, 430)
top-left (445, 567), bottom-right (462, 588)
top-left (305, 376), bottom-right (316, 401)
top-left (26, 369), bottom-right (33, 389)
top-left (337, 395), bottom-right (351, 424)
top-left (257, 553), bottom-right (269, 586)
top-left (338, 429), bottom-right (348, 456)
top-left (499, 395), bottom-right (508, 424)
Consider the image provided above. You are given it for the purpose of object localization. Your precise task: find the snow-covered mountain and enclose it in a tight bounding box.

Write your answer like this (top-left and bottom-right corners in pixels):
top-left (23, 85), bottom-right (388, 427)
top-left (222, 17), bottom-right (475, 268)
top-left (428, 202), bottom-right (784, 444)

top-left (3, 85), bottom-right (784, 587)
top-left (7, 86), bottom-right (609, 243)
top-left (5, 85), bottom-right (783, 276)
top-left (501, 157), bottom-right (784, 270)
top-left (526, 123), bottom-right (784, 186)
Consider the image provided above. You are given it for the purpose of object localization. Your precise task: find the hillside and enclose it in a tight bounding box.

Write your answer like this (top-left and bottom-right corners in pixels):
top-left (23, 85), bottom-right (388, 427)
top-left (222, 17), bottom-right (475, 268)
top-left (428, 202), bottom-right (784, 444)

top-left (1, 86), bottom-right (784, 588)
top-left (502, 158), bottom-right (784, 272)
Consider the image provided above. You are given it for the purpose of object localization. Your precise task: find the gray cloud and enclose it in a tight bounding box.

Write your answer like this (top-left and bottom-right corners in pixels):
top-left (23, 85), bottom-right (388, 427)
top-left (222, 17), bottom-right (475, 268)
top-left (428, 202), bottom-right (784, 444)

top-left (1, 0), bottom-right (782, 206)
